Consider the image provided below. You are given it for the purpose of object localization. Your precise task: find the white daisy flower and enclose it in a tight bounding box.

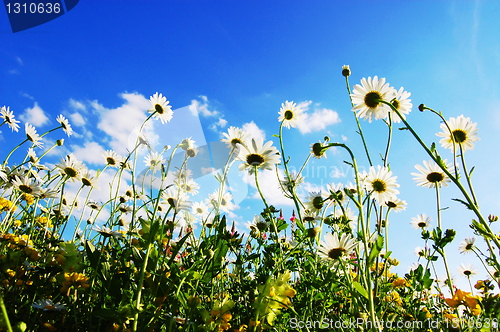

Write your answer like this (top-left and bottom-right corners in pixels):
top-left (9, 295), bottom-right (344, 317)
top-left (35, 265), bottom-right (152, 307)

top-left (317, 232), bottom-right (357, 261)
top-left (161, 187), bottom-right (191, 213)
top-left (38, 187), bottom-right (59, 200)
top-left (363, 166), bottom-right (400, 205)
top-left (12, 175), bottom-right (42, 196)
top-left (326, 182), bottom-right (346, 205)
top-left (385, 198), bottom-right (407, 212)
top-left (457, 263), bottom-right (478, 278)
top-left (410, 214), bottom-right (432, 229)
top-left (32, 299), bottom-right (67, 311)
top-left (221, 126), bottom-right (250, 149)
top-left (436, 115), bottom-right (480, 152)
top-left (412, 160), bottom-right (451, 188)
top-left (56, 154), bottom-right (87, 182)
top-left (118, 204), bottom-right (133, 214)
top-left (191, 201), bottom-right (209, 218)
top-left (209, 190), bottom-right (236, 214)
top-left (278, 100), bottom-right (304, 129)
top-left (56, 114), bottom-right (73, 136)
top-left (93, 225), bottom-right (123, 239)
top-left (103, 150), bottom-right (123, 168)
top-left (149, 92), bottom-right (173, 124)
top-left (144, 151), bottom-right (165, 170)
top-left (414, 246), bottom-right (431, 259)
top-left (304, 191), bottom-right (328, 213)
top-left (178, 178), bottom-right (199, 196)
top-left (332, 207), bottom-right (357, 229)
top-left (236, 137), bottom-right (280, 174)
top-left (25, 123), bottom-right (43, 148)
top-left (1, 106), bottom-right (21, 132)
top-left (458, 237), bottom-right (476, 254)
top-left (389, 87), bottom-right (412, 123)
top-left (246, 214), bottom-right (268, 232)
top-left (280, 172), bottom-right (304, 196)
top-left (179, 138), bottom-right (197, 157)
top-left (351, 76), bottom-right (396, 122)
top-left (310, 141), bottom-right (328, 159)
top-left (80, 169), bottom-right (99, 188)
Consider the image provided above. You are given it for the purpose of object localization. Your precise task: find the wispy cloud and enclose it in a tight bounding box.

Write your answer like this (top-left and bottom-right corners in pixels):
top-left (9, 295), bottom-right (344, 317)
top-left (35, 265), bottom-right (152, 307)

top-left (16, 57), bottom-right (23, 66)
top-left (189, 95), bottom-right (219, 117)
top-left (20, 92), bottom-right (34, 100)
top-left (69, 98), bottom-right (86, 112)
top-left (69, 112), bottom-right (86, 127)
top-left (20, 102), bottom-right (49, 126)
top-left (210, 118), bottom-right (228, 131)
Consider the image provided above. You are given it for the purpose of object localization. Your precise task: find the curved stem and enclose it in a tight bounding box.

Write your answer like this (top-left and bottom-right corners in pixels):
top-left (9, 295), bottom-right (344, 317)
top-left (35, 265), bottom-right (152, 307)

top-left (383, 114), bottom-right (393, 167)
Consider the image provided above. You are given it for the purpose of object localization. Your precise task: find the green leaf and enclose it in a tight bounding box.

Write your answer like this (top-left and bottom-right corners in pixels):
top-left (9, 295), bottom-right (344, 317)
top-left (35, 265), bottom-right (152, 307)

top-left (352, 281), bottom-right (369, 300)
top-left (452, 198), bottom-right (473, 210)
top-left (367, 235), bottom-right (384, 266)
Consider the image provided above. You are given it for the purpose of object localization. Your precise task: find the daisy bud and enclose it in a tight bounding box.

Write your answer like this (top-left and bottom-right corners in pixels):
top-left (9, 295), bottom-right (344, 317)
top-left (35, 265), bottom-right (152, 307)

top-left (488, 214), bottom-right (498, 222)
top-left (56, 139), bottom-right (64, 146)
top-left (418, 104), bottom-right (426, 112)
top-left (341, 65), bottom-right (351, 77)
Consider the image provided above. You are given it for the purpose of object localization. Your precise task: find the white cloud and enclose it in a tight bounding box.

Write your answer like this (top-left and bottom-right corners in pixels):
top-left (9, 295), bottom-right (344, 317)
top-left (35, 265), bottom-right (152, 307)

top-left (70, 141), bottom-right (106, 165)
top-left (20, 92), bottom-right (34, 100)
top-left (20, 102), bottom-right (49, 126)
top-left (96, 92), bottom-right (150, 154)
top-left (243, 169), bottom-right (294, 207)
top-left (189, 95), bottom-right (219, 117)
top-left (16, 57), bottom-right (23, 66)
top-left (210, 118), bottom-right (228, 131)
top-left (69, 112), bottom-right (86, 126)
top-left (242, 121), bottom-right (266, 141)
top-left (297, 106), bottom-right (341, 134)
top-left (69, 98), bottom-right (86, 111)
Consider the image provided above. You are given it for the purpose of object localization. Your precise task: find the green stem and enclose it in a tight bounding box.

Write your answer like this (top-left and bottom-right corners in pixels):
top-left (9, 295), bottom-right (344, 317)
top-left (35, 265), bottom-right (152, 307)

top-left (383, 114), bottom-right (393, 167)
top-left (345, 76), bottom-right (373, 166)
top-left (278, 122), bottom-right (305, 231)
top-left (380, 100), bottom-right (500, 250)
top-left (0, 294), bottom-right (13, 332)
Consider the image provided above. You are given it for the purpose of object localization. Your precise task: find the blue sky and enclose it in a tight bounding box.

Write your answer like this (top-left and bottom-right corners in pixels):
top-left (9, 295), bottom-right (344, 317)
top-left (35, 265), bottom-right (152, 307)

top-left (2, 1), bottom-right (500, 286)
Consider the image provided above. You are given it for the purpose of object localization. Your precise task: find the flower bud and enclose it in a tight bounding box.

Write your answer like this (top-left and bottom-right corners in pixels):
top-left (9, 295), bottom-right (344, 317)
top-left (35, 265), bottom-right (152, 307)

top-left (56, 139), bottom-right (64, 146)
top-left (341, 65), bottom-right (351, 77)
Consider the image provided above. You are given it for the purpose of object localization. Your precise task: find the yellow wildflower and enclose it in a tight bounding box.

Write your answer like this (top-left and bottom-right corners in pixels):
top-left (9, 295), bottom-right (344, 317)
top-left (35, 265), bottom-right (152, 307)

top-left (60, 272), bottom-right (90, 294)
top-left (23, 193), bottom-right (35, 205)
top-left (0, 198), bottom-right (17, 212)
top-left (445, 288), bottom-right (482, 316)
top-left (391, 277), bottom-right (407, 288)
